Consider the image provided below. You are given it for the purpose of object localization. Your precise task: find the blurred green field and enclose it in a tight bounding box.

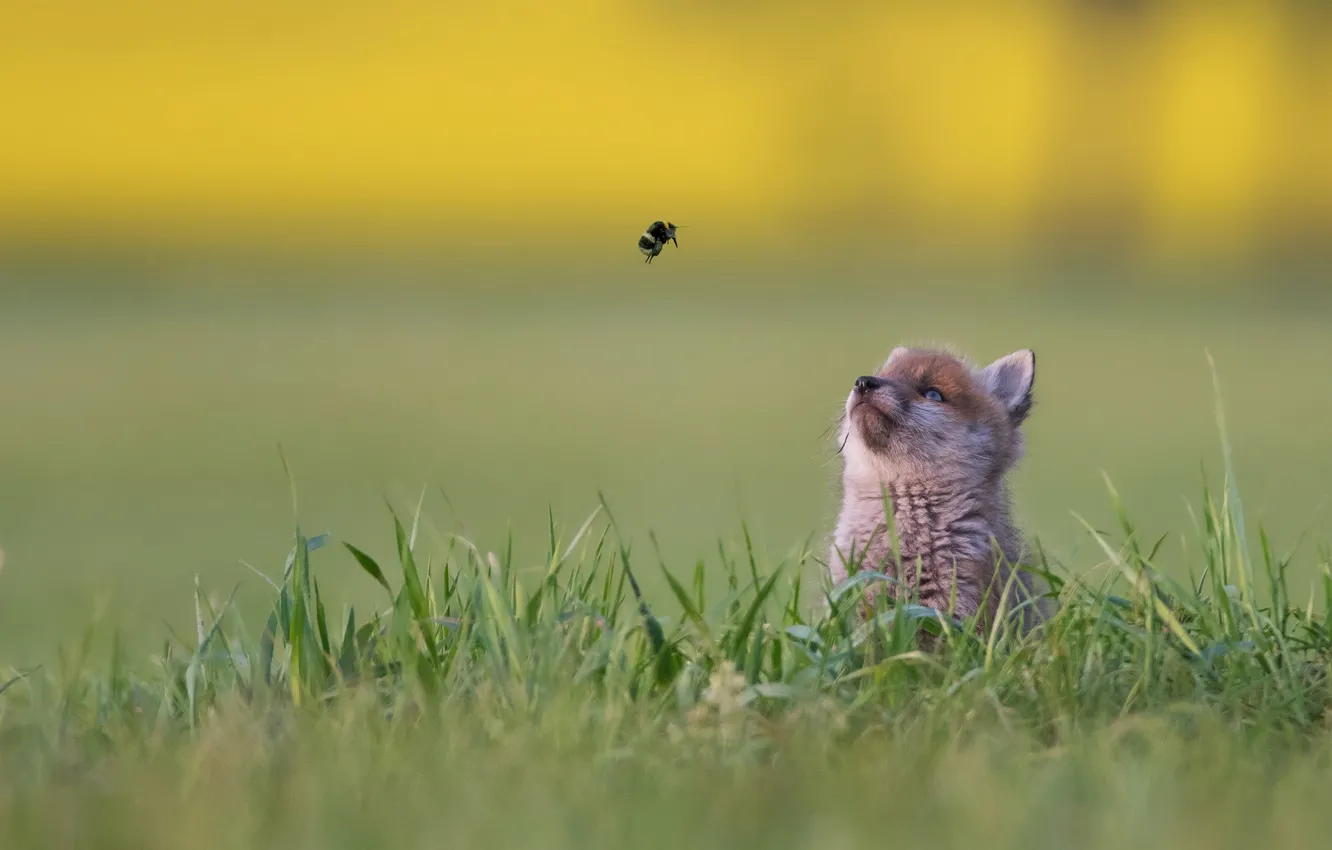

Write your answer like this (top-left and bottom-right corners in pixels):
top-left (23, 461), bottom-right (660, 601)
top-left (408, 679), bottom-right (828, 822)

top-left (1, 270), bottom-right (1330, 663)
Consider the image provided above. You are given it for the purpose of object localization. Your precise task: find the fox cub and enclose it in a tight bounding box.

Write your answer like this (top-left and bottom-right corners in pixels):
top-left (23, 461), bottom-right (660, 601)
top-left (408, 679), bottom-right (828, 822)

top-left (829, 346), bottom-right (1046, 632)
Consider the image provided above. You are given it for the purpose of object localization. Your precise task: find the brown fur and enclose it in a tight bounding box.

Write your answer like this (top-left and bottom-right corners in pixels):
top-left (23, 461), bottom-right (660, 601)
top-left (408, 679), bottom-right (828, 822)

top-left (828, 345), bottom-right (1047, 633)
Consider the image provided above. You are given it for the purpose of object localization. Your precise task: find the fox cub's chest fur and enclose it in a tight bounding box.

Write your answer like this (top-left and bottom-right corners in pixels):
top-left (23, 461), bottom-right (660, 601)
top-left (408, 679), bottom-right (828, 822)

top-left (829, 346), bottom-right (1044, 629)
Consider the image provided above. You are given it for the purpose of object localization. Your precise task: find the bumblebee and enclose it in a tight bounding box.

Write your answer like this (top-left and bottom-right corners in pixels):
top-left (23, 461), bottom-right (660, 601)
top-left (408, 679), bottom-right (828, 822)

top-left (638, 221), bottom-right (679, 263)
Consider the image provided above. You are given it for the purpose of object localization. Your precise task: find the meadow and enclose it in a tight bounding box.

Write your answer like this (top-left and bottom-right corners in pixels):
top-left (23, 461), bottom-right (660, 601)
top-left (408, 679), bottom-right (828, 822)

top-left (2, 266), bottom-right (1331, 848)
top-left (2, 268), bottom-right (1330, 659)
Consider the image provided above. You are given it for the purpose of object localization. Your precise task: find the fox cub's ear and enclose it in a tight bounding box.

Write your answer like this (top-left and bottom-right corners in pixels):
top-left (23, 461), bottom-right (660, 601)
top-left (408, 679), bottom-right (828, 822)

top-left (981, 350), bottom-right (1035, 424)
top-left (880, 346), bottom-right (910, 372)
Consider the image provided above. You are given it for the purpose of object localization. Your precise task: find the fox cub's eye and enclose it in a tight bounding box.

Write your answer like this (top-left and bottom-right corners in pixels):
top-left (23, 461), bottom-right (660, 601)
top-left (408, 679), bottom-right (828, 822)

top-left (922, 387), bottom-right (945, 403)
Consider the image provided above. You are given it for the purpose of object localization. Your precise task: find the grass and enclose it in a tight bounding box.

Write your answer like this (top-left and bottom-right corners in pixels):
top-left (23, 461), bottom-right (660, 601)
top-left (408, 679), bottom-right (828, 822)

top-left (2, 385), bottom-right (1332, 850)
top-left (3, 282), bottom-right (1332, 660)
top-left (2, 276), bottom-right (1332, 847)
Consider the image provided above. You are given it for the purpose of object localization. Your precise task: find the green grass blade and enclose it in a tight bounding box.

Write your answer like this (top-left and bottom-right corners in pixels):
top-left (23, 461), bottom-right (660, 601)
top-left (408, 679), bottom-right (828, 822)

top-left (346, 543), bottom-right (395, 598)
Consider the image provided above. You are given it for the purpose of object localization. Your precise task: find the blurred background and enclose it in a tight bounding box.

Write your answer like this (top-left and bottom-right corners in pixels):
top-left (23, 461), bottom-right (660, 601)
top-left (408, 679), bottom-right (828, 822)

top-left (1, 0), bottom-right (1329, 661)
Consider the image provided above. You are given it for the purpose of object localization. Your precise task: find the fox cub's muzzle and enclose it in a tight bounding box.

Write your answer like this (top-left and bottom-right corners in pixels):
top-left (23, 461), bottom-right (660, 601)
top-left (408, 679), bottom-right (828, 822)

top-left (853, 375), bottom-right (884, 394)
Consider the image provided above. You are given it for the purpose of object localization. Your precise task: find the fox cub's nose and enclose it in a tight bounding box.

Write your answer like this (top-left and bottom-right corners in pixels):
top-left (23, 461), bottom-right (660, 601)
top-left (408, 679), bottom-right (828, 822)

top-left (854, 375), bottom-right (884, 394)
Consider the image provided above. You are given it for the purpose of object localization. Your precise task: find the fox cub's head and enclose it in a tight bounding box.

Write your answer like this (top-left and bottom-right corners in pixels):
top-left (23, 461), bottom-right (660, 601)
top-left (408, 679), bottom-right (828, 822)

top-left (839, 347), bottom-right (1036, 489)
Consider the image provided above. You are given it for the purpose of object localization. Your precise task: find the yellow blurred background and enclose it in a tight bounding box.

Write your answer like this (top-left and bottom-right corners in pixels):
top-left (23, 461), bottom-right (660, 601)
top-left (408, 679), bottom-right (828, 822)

top-left (3, 0), bottom-right (1330, 264)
